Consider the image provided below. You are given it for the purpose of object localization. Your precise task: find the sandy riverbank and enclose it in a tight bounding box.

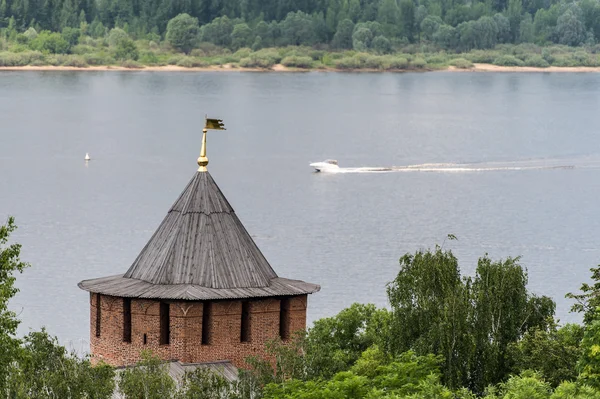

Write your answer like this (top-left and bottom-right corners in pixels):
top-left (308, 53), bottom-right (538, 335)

top-left (1, 62), bottom-right (600, 72)
top-left (450, 63), bottom-right (600, 72)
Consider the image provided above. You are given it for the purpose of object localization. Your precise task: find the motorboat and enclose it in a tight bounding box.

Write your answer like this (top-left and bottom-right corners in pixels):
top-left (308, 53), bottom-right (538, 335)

top-left (310, 159), bottom-right (339, 172)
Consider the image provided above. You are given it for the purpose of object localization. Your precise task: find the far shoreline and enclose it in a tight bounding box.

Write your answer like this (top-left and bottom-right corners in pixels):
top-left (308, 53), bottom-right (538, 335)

top-left (2, 63), bottom-right (600, 73)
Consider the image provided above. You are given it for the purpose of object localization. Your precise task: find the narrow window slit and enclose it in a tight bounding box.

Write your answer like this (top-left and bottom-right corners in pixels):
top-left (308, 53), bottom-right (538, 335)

top-left (160, 302), bottom-right (170, 345)
top-left (241, 302), bottom-right (250, 343)
top-left (123, 298), bottom-right (131, 343)
top-left (95, 293), bottom-right (101, 338)
top-left (202, 302), bottom-right (212, 345)
top-left (280, 298), bottom-right (290, 340)
top-left (143, 333), bottom-right (147, 345)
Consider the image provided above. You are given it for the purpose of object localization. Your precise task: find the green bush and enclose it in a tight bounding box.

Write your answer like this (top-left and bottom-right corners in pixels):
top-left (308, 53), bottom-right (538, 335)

top-left (71, 45), bottom-right (96, 55)
top-left (363, 55), bottom-right (385, 69)
top-left (176, 57), bottom-right (208, 67)
top-left (121, 60), bottom-right (143, 68)
top-left (382, 55), bottom-right (408, 69)
top-left (167, 55), bottom-right (184, 65)
top-left (449, 58), bottom-right (473, 68)
top-left (107, 28), bottom-right (129, 47)
top-left (44, 55), bottom-right (61, 66)
top-left (29, 31), bottom-right (70, 54)
top-left (309, 50), bottom-right (325, 60)
top-left (281, 55), bottom-right (314, 68)
top-left (410, 57), bottom-right (427, 68)
top-left (426, 53), bottom-right (450, 64)
top-left (493, 54), bottom-right (524, 66)
top-left (113, 38), bottom-right (139, 61)
top-left (239, 49), bottom-right (281, 68)
top-left (551, 56), bottom-right (577, 67)
top-left (139, 51), bottom-right (159, 64)
top-left (467, 50), bottom-right (496, 63)
top-left (523, 55), bottom-right (549, 67)
top-left (0, 52), bottom-right (23, 66)
top-left (232, 47), bottom-right (252, 59)
top-left (62, 56), bottom-right (88, 67)
top-left (84, 53), bottom-right (114, 65)
top-left (572, 51), bottom-right (591, 66)
top-left (334, 56), bottom-right (360, 69)
top-left (0, 51), bottom-right (45, 66)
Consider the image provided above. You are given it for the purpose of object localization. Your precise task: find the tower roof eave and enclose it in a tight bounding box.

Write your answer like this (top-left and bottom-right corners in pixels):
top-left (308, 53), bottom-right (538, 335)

top-left (78, 274), bottom-right (320, 301)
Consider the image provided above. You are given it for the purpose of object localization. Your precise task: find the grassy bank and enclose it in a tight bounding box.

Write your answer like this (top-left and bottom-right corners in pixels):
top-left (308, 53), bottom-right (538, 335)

top-left (2, 42), bottom-right (600, 71)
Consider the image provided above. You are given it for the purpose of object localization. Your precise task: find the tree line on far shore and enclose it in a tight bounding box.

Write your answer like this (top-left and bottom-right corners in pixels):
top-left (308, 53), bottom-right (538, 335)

top-left (4, 219), bottom-right (600, 398)
top-left (1, 0), bottom-right (600, 69)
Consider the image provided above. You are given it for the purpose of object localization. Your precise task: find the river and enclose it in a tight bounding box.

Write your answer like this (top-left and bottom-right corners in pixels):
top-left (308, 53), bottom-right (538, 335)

top-left (1, 70), bottom-right (600, 351)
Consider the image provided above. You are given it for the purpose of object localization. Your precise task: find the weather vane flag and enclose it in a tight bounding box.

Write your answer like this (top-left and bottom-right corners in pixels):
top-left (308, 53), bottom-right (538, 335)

top-left (198, 116), bottom-right (226, 172)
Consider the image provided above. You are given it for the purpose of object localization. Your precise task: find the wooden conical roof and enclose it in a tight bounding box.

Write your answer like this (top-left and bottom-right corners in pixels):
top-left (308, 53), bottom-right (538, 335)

top-left (124, 172), bottom-right (277, 288)
top-left (79, 171), bottom-right (319, 300)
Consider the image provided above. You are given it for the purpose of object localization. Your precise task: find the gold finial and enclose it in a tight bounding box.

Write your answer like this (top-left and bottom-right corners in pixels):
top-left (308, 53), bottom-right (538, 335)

top-left (197, 117), bottom-right (226, 172)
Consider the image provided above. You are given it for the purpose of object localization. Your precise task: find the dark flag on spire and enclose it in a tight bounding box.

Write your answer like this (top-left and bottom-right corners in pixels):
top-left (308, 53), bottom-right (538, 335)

top-left (205, 118), bottom-right (226, 130)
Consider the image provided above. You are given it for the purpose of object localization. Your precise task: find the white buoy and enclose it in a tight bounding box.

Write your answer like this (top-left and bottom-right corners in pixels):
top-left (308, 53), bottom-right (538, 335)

top-left (85, 153), bottom-right (90, 161)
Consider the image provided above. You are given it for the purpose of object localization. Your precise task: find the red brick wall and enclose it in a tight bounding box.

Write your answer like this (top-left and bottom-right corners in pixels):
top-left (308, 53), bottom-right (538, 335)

top-left (89, 293), bottom-right (308, 368)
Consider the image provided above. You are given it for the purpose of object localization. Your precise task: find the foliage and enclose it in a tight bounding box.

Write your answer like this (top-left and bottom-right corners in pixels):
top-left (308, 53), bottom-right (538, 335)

top-left (7, 329), bottom-right (115, 398)
top-left (508, 323), bottom-right (583, 386)
top-left (281, 55), bottom-right (313, 68)
top-left (567, 266), bottom-right (600, 324)
top-left (0, 217), bottom-right (28, 393)
top-left (166, 13), bottom-right (199, 54)
top-left (261, 349), bottom-right (449, 399)
top-left (486, 370), bottom-right (552, 399)
top-left (113, 37), bottom-right (138, 60)
top-left (450, 57), bottom-right (473, 68)
top-left (178, 367), bottom-right (234, 399)
top-left (29, 31), bottom-right (70, 53)
top-left (387, 247), bottom-right (555, 391)
top-left (493, 54), bottom-right (525, 65)
top-left (118, 351), bottom-right (176, 399)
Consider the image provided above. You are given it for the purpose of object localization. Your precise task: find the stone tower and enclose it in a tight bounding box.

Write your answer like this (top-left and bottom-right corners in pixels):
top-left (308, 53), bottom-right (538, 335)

top-left (78, 121), bottom-right (320, 367)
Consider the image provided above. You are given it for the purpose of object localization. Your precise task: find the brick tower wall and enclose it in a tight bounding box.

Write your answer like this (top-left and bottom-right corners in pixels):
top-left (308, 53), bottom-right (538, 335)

top-left (89, 293), bottom-right (308, 368)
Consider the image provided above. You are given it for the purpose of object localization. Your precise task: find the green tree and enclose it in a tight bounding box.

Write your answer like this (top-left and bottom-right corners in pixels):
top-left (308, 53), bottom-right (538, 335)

top-left (399, 0), bottom-right (415, 41)
top-left (166, 13), bottom-right (199, 54)
top-left (114, 36), bottom-right (138, 60)
top-left (30, 30), bottom-right (70, 53)
top-left (519, 12), bottom-right (534, 42)
top-left (508, 323), bottom-right (583, 387)
top-left (178, 367), bottom-right (234, 398)
top-left (352, 26), bottom-right (372, 50)
top-left (377, 0), bottom-right (400, 37)
top-left (507, 0), bottom-right (523, 42)
top-left (555, 9), bottom-right (586, 46)
top-left (474, 16), bottom-right (499, 49)
top-left (371, 35), bottom-right (391, 53)
top-left (388, 246), bottom-right (472, 389)
top-left (200, 16), bottom-right (234, 47)
top-left (108, 27), bottom-right (129, 47)
top-left (494, 13), bottom-right (512, 43)
top-left (118, 352), bottom-right (176, 399)
top-left (421, 15), bottom-right (442, 40)
top-left (280, 11), bottom-right (316, 46)
top-left (568, 266), bottom-right (600, 325)
top-left (486, 371), bottom-right (552, 399)
top-left (8, 329), bottom-right (115, 398)
top-left (331, 18), bottom-right (354, 48)
top-left (230, 22), bottom-right (252, 49)
top-left (61, 26), bottom-right (80, 46)
top-left (0, 217), bottom-right (28, 394)
top-left (433, 23), bottom-right (458, 49)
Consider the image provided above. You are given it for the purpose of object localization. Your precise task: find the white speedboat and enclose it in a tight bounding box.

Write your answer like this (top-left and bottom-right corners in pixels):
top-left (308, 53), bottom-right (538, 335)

top-left (310, 159), bottom-right (339, 172)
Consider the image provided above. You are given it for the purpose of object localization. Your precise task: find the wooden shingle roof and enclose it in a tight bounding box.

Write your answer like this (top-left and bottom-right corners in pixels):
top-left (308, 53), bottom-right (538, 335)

top-left (79, 171), bottom-right (320, 300)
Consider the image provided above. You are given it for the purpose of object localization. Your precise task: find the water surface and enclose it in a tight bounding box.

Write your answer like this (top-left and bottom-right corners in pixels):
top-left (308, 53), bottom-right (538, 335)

top-left (1, 71), bottom-right (599, 351)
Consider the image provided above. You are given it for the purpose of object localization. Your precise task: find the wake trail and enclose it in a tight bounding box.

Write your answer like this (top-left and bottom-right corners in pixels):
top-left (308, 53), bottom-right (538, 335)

top-left (324, 159), bottom-right (600, 174)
